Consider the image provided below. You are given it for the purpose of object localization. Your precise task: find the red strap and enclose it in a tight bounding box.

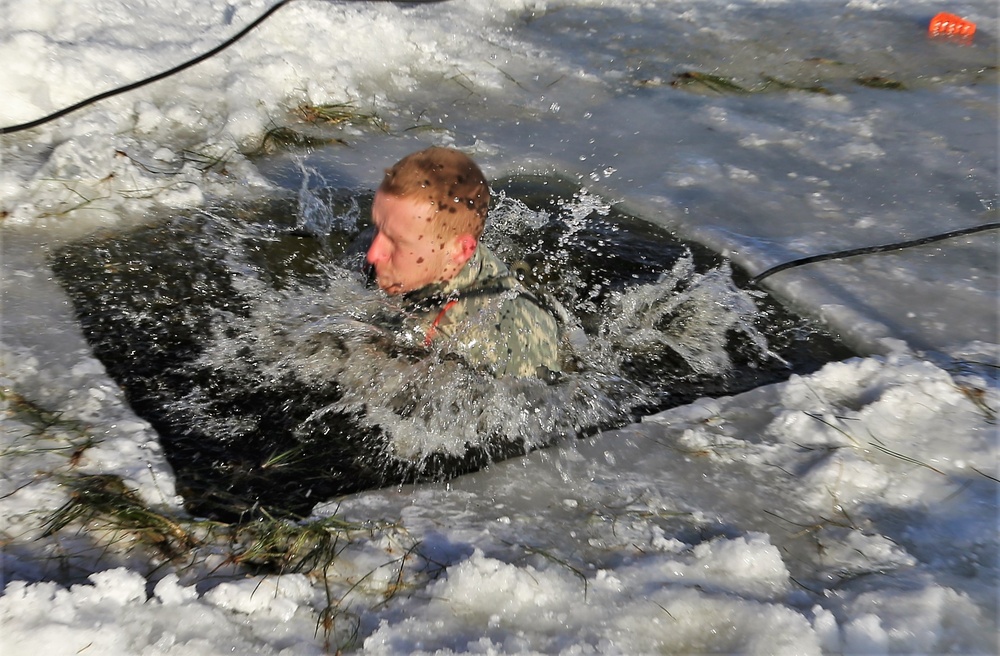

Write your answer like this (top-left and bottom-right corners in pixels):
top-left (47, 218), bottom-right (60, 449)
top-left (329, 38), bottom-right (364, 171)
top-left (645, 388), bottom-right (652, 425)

top-left (424, 299), bottom-right (458, 347)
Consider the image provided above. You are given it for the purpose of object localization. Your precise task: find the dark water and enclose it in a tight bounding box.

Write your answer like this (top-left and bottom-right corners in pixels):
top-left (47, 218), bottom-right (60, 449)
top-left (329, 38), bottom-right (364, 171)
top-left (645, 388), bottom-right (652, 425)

top-left (51, 176), bottom-right (854, 520)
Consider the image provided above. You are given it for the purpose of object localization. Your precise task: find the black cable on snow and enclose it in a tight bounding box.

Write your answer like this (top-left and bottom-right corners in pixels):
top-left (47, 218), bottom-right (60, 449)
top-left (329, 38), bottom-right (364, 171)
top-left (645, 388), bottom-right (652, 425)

top-left (746, 221), bottom-right (1000, 287)
top-left (0, 0), bottom-right (450, 135)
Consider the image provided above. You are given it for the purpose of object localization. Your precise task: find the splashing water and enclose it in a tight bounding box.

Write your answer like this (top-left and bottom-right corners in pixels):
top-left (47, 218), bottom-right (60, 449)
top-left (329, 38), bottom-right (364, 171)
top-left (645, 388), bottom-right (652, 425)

top-left (52, 176), bottom-right (849, 517)
top-left (190, 246), bottom-right (643, 465)
top-left (293, 161), bottom-right (361, 238)
top-left (597, 255), bottom-right (782, 376)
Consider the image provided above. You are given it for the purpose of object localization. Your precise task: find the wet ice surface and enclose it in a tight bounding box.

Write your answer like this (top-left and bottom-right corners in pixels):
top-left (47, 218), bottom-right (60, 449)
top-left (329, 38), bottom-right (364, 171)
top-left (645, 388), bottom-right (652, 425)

top-left (1, 0), bottom-right (997, 654)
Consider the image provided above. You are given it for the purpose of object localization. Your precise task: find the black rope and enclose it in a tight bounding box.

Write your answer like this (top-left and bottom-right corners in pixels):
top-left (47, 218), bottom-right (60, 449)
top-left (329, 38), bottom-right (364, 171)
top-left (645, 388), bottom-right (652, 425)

top-left (746, 221), bottom-right (1000, 287)
top-left (0, 0), bottom-right (449, 135)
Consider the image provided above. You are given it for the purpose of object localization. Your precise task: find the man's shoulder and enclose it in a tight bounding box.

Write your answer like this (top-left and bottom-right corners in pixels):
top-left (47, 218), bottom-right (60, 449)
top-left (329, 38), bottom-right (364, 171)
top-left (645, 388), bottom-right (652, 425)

top-left (495, 292), bottom-right (559, 334)
top-left (474, 243), bottom-right (507, 270)
top-left (435, 246), bottom-right (563, 377)
top-left (466, 244), bottom-right (510, 287)
top-left (454, 284), bottom-right (560, 351)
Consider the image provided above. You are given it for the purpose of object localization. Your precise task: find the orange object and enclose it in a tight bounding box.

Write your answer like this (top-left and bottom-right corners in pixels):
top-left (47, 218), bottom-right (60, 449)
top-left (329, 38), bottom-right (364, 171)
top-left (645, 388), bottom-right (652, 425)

top-left (928, 12), bottom-right (976, 38)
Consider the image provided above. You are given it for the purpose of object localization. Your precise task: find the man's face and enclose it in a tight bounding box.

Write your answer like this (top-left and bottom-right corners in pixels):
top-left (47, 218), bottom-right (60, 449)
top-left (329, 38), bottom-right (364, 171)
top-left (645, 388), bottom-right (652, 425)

top-left (366, 191), bottom-right (461, 295)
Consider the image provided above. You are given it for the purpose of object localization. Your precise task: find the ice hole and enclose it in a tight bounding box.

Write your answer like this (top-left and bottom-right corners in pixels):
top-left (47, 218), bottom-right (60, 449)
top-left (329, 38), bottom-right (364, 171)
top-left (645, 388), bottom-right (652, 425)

top-left (52, 175), bottom-right (854, 520)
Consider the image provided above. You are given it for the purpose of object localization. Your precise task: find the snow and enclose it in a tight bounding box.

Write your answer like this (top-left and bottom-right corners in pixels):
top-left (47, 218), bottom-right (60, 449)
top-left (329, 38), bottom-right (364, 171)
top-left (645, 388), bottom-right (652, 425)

top-left (1, 0), bottom-right (997, 654)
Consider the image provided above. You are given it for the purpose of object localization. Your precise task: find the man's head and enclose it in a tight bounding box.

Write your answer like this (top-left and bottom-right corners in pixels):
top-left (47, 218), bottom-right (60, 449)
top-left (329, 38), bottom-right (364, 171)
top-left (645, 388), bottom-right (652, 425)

top-left (366, 147), bottom-right (490, 295)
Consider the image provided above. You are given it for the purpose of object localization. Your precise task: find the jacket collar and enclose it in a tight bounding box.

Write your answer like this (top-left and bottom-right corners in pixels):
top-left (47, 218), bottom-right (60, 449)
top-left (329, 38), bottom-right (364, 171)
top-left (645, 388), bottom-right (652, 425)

top-left (403, 244), bottom-right (506, 307)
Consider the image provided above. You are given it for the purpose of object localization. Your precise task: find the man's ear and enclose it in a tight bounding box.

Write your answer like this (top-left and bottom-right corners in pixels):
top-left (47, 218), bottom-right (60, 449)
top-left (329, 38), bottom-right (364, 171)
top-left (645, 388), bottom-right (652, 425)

top-left (451, 233), bottom-right (478, 265)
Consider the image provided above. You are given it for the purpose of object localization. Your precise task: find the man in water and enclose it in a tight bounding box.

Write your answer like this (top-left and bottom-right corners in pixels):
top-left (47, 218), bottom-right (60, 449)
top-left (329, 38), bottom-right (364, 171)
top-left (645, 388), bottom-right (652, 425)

top-left (366, 146), bottom-right (561, 379)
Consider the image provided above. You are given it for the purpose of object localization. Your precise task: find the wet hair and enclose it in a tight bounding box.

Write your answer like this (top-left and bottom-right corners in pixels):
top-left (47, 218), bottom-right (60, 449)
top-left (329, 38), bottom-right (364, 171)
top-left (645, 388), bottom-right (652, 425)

top-left (378, 146), bottom-right (490, 239)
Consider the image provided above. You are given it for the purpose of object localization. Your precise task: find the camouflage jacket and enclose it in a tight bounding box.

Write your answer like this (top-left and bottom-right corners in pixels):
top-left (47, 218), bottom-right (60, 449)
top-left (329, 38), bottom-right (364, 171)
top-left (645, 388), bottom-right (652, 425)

top-left (402, 245), bottom-right (560, 378)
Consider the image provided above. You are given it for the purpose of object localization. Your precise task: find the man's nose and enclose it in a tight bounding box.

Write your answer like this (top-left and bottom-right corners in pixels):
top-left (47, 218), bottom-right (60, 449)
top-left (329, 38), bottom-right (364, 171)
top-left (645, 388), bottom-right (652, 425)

top-left (366, 233), bottom-right (387, 265)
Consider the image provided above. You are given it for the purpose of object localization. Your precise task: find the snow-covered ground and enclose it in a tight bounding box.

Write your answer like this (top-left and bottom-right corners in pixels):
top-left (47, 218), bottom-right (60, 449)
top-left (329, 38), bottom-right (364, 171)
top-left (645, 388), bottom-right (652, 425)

top-left (1, 0), bottom-right (997, 653)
